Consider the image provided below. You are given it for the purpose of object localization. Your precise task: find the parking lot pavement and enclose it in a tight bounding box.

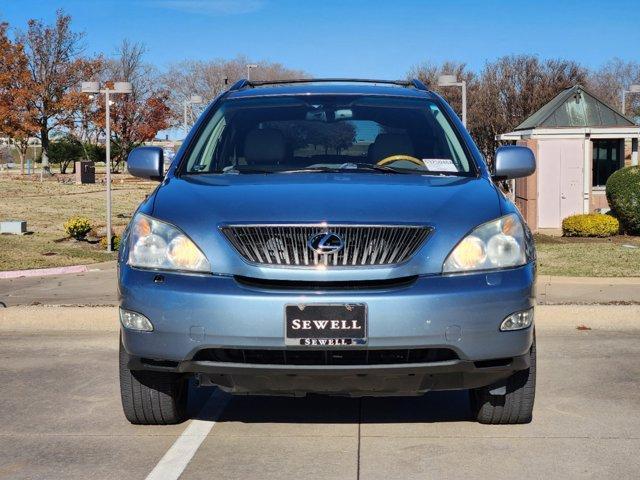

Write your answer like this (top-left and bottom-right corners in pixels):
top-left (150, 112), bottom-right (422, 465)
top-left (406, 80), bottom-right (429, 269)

top-left (1, 306), bottom-right (639, 479)
top-left (0, 262), bottom-right (117, 307)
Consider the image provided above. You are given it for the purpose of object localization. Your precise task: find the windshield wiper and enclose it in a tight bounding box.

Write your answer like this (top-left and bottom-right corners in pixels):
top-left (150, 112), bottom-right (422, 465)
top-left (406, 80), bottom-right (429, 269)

top-left (338, 162), bottom-right (408, 174)
top-left (220, 166), bottom-right (276, 174)
top-left (277, 167), bottom-right (339, 173)
top-left (212, 164), bottom-right (465, 176)
top-left (278, 163), bottom-right (408, 174)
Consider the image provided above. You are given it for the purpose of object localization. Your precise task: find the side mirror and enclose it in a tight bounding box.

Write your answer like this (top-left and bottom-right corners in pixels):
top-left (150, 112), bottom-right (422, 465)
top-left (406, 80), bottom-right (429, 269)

top-left (492, 145), bottom-right (536, 180)
top-left (493, 145), bottom-right (536, 180)
top-left (127, 147), bottom-right (164, 181)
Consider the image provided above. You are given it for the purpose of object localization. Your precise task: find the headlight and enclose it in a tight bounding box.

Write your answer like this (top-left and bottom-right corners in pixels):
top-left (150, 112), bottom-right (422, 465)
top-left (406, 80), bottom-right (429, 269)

top-left (443, 213), bottom-right (528, 273)
top-left (127, 213), bottom-right (210, 272)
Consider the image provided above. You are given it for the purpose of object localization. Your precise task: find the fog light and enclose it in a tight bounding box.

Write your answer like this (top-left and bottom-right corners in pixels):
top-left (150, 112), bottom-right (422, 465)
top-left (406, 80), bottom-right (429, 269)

top-left (500, 308), bottom-right (534, 331)
top-left (119, 308), bottom-right (153, 332)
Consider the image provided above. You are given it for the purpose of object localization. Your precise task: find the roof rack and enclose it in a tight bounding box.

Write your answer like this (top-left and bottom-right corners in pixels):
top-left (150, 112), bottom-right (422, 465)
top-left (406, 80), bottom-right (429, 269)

top-left (228, 78), bottom-right (428, 91)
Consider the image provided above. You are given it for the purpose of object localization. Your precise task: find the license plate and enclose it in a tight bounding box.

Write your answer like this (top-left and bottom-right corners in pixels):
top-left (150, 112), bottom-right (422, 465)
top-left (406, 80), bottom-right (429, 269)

top-left (285, 304), bottom-right (367, 346)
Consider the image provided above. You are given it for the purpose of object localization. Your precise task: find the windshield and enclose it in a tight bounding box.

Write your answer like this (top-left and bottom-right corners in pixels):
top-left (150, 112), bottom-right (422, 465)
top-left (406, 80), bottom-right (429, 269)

top-left (183, 95), bottom-right (474, 175)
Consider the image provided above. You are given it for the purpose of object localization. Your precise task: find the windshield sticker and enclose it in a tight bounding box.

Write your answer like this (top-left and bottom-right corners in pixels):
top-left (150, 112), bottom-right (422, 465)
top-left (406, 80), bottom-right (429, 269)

top-left (422, 158), bottom-right (458, 172)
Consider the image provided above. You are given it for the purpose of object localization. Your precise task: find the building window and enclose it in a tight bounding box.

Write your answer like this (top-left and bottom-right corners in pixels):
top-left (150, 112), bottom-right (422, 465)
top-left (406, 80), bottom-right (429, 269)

top-left (592, 139), bottom-right (622, 187)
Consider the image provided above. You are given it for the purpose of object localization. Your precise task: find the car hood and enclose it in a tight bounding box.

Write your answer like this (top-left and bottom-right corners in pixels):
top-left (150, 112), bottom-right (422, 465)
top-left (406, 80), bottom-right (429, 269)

top-left (150, 173), bottom-right (502, 279)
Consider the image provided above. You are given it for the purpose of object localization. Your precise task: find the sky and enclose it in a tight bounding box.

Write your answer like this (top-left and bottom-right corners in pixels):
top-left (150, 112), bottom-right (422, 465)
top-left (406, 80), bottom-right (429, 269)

top-left (2, 0), bottom-right (640, 78)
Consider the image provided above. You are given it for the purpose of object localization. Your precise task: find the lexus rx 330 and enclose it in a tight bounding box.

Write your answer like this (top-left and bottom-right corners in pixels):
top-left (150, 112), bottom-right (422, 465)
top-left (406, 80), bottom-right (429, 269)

top-left (119, 79), bottom-right (537, 425)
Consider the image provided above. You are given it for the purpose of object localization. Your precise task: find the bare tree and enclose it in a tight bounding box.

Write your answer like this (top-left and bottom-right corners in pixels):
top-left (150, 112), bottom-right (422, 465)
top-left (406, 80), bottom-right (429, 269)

top-left (588, 58), bottom-right (640, 118)
top-left (96, 40), bottom-right (171, 172)
top-left (411, 56), bottom-right (588, 161)
top-left (474, 56), bottom-right (587, 159)
top-left (161, 55), bottom-right (306, 127)
top-left (408, 60), bottom-right (476, 124)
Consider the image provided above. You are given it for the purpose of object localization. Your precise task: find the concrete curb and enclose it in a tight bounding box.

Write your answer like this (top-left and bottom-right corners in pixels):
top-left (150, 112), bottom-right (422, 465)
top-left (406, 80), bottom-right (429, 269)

top-left (538, 275), bottom-right (640, 285)
top-left (537, 276), bottom-right (640, 305)
top-left (0, 264), bottom-right (88, 280)
top-left (0, 260), bottom-right (116, 280)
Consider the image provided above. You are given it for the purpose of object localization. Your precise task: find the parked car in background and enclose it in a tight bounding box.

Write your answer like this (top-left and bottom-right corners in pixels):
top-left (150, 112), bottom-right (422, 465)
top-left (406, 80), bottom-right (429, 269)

top-left (119, 79), bottom-right (537, 425)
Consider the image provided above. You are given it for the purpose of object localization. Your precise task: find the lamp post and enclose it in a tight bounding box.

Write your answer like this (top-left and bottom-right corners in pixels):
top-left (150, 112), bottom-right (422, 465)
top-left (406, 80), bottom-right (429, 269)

top-left (183, 95), bottom-right (203, 135)
top-left (622, 84), bottom-right (640, 167)
top-left (246, 64), bottom-right (258, 81)
top-left (81, 81), bottom-right (133, 252)
top-left (437, 74), bottom-right (467, 127)
top-left (622, 84), bottom-right (640, 116)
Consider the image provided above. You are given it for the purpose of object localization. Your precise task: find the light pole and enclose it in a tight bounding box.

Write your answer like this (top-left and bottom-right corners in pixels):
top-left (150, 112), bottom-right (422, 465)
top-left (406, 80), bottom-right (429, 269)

top-left (623, 84), bottom-right (640, 167)
top-left (183, 95), bottom-right (203, 135)
top-left (246, 64), bottom-right (258, 81)
top-left (622, 84), bottom-right (640, 116)
top-left (81, 81), bottom-right (133, 252)
top-left (437, 74), bottom-right (467, 127)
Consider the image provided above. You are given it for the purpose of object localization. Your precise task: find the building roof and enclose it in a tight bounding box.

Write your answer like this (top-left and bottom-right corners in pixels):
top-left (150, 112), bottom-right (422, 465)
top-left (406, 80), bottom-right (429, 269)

top-left (514, 85), bottom-right (635, 130)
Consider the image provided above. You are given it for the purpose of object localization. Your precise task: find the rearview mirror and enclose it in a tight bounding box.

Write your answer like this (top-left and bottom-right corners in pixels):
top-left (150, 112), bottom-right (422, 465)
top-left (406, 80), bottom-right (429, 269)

top-left (493, 145), bottom-right (536, 180)
top-left (127, 147), bottom-right (164, 181)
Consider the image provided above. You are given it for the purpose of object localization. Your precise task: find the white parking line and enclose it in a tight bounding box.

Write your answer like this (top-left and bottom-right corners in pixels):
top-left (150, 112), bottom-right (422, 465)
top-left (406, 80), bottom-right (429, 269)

top-left (145, 390), bottom-right (229, 480)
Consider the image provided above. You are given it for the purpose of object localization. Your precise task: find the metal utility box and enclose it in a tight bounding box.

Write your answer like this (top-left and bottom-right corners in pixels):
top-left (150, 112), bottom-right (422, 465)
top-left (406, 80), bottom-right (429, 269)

top-left (0, 221), bottom-right (27, 235)
top-left (75, 161), bottom-right (96, 184)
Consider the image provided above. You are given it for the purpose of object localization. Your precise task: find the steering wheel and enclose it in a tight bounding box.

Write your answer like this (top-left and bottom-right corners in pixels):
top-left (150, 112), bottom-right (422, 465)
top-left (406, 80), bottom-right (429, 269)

top-left (376, 155), bottom-right (424, 167)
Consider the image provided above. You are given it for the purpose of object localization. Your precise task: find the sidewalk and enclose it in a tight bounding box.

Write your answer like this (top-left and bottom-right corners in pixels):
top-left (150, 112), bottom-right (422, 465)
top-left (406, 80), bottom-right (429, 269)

top-left (0, 261), bottom-right (639, 307)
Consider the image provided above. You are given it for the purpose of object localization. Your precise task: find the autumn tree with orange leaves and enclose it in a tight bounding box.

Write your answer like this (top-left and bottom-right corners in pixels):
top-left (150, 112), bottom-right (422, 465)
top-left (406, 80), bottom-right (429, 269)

top-left (17, 10), bottom-right (102, 163)
top-left (0, 22), bottom-right (38, 174)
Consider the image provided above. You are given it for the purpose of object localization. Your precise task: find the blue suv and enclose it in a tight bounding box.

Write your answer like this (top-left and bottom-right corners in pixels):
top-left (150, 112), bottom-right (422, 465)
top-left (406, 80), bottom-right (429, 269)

top-left (119, 79), bottom-right (537, 425)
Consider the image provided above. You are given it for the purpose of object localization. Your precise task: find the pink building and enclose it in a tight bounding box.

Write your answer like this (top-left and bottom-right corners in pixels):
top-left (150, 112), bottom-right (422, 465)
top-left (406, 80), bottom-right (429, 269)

top-left (499, 85), bottom-right (640, 232)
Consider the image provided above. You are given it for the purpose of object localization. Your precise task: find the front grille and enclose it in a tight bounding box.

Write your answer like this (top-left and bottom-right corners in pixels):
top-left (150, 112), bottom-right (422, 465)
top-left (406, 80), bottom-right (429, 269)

top-left (221, 224), bottom-right (431, 267)
top-left (192, 348), bottom-right (458, 365)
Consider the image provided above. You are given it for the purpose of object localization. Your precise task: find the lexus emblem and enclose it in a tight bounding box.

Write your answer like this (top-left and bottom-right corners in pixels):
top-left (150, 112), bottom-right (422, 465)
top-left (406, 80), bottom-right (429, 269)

top-left (307, 232), bottom-right (345, 255)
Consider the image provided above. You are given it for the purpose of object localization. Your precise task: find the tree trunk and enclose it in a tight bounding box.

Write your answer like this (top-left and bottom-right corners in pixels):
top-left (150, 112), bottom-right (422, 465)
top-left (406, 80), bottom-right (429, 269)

top-left (40, 127), bottom-right (49, 159)
top-left (18, 150), bottom-right (25, 175)
top-left (60, 158), bottom-right (71, 174)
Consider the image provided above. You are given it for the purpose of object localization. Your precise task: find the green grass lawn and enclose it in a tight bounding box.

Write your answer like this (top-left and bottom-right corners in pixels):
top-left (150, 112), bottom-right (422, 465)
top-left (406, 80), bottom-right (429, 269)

top-left (2, 174), bottom-right (639, 276)
top-left (0, 174), bottom-right (156, 271)
top-left (535, 234), bottom-right (640, 277)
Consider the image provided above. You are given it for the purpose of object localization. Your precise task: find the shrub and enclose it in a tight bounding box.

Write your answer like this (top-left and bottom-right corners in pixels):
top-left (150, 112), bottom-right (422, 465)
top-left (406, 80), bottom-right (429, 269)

top-left (64, 216), bottom-right (93, 240)
top-left (606, 166), bottom-right (640, 235)
top-left (99, 234), bottom-right (121, 251)
top-left (83, 142), bottom-right (106, 164)
top-left (562, 213), bottom-right (619, 237)
top-left (49, 136), bottom-right (84, 173)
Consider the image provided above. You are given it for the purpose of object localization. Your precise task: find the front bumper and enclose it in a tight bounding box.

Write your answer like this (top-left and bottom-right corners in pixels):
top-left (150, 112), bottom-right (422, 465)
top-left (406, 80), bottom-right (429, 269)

top-left (119, 263), bottom-right (535, 394)
top-left (125, 352), bottom-right (531, 396)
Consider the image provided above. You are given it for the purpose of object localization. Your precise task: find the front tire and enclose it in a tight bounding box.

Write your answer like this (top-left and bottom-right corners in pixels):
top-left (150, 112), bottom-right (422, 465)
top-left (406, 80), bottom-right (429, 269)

top-left (119, 337), bottom-right (188, 425)
top-left (470, 335), bottom-right (536, 424)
